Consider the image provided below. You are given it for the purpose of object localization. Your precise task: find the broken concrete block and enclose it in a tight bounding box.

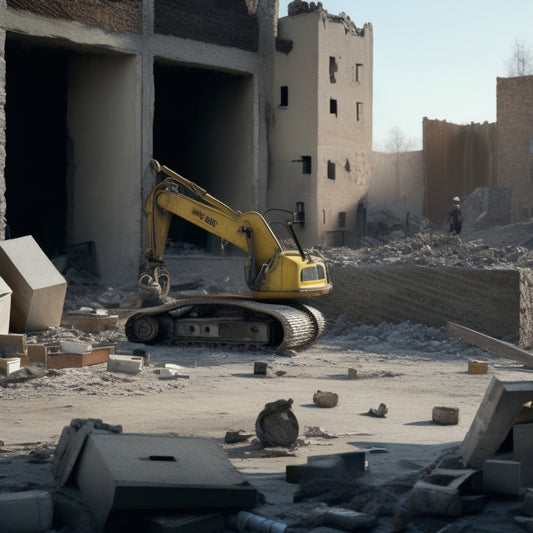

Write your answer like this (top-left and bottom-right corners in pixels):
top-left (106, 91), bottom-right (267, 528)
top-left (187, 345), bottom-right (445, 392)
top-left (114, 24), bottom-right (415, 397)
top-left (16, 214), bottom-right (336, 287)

top-left (62, 312), bottom-right (118, 332)
top-left (347, 367), bottom-right (358, 379)
top-left (107, 354), bottom-right (143, 374)
top-left (0, 235), bottom-right (67, 332)
top-left (0, 276), bottom-right (12, 334)
top-left (159, 366), bottom-right (189, 379)
top-left (75, 433), bottom-right (257, 530)
top-left (0, 356), bottom-right (21, 376)
top-left (254, 361), bottom-right (268, 375)
top-left (468, 360), bottom-right (488, 374)
top-left (483, 459), bottom-right (521, 495)
top-left (0, 333), bottom-right (27, 354)
top-left (460, 378), bottom-right (533, 468)
top-left (432, 406), bottom-right (459, 425)
top-left (0, 490), bottom-right (53, 532)
top-left (514, 423), bottom-right (533, 487)
top-left (59, 341), bottom-right (92, 354)
top-left (522, 488), bottom-right (533, 517)
top-left (411, 468), bottom-right (483, 516)
top-left (313, 390), bottom-right (338, 408)
top-left (368, 403), bottom-right (388, 417)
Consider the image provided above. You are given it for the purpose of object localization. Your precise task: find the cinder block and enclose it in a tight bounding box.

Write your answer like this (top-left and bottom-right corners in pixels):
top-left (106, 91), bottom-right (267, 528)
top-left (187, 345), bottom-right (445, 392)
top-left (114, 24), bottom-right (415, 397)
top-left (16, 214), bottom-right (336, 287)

top-left (468, 360), bottom-right (488, 374)
top-left (0, 356), bottom-right (20, 375)
top-left (75, 433), bottom-right (257, 529)
top-left (0, 490), bottom-right (53, 532)
top-left (107, 354), bottom-right (143, 374)
top-left (483, 459), bottom-right (521, 495)
top-left (513, 422), bottom-right (533, 487)
top-left (0, 236), bottom-right (67, 332)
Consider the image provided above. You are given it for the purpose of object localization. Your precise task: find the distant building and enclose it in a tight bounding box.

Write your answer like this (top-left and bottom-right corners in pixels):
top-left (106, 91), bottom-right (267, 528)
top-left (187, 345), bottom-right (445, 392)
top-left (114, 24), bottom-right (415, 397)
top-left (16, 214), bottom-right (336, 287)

top-left (269, 4), bottom-right (373, 247)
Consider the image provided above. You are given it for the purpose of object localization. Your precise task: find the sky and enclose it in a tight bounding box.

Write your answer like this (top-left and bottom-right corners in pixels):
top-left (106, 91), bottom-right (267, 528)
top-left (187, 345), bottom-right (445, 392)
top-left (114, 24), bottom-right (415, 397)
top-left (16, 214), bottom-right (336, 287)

top-left (277, 0), bottom-right (533, 150)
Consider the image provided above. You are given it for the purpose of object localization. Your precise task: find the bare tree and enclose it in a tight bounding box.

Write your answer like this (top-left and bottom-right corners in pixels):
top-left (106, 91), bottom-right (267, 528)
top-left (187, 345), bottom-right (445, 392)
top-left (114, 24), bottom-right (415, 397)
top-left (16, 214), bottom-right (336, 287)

top-left (384, 126), bottom-right (417, 153)
top-left (506, 39), bottom-right (533, 76)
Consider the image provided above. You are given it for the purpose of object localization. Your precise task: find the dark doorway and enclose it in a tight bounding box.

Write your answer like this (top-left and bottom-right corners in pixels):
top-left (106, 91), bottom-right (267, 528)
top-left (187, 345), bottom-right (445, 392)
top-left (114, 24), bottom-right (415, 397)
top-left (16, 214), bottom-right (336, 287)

top-left (153, 62), bottom-right (251, 253)
top-left (5, 38), bottom-right (68, 257)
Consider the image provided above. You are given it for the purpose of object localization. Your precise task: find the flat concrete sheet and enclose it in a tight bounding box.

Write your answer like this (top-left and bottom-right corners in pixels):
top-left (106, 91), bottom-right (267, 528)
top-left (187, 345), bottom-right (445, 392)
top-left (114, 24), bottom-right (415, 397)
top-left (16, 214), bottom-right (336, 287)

top-left (75, 433), bottom-right (257, 529)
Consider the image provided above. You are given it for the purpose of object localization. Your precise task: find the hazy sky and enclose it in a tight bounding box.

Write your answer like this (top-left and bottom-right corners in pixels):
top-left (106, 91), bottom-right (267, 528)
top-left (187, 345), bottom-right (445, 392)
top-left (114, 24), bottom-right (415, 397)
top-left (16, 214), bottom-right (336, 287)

top-left (277, 0), bottom-right (533, 150)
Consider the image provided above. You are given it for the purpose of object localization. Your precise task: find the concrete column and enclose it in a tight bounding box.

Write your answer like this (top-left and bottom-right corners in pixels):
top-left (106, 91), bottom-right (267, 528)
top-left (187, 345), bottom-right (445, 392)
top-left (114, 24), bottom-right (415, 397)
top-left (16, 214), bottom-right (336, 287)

top-left (0, 25), bottom-right (6, 239)
top-left (140, 0), bottom-right (155, 208)
top-left (256, 0), bottom-right (278, 212)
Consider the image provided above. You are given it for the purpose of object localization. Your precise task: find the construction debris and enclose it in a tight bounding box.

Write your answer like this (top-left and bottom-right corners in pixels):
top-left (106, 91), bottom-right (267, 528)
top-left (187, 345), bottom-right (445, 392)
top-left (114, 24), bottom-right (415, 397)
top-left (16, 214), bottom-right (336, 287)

top-left (255, 399), bottom-right (299, 448)
top-left (313, 390), bottom-right (339, 408)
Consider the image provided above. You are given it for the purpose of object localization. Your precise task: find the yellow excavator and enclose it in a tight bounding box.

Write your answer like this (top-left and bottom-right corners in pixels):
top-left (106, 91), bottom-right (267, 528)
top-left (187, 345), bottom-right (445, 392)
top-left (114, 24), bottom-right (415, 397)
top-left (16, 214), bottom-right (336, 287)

top-left (125, 160), bottom-right (332, 351)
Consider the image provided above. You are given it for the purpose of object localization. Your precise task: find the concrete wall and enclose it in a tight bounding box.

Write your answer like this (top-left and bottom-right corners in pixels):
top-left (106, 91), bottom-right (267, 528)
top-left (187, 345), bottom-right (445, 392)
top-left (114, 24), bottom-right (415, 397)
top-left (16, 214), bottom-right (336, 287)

top-left (66, 54), bottom-right (141, 284)
top-left (423, 118), bottom-right (497, 225)
top-left (497, 76), bottom-right (533, 219)
top-left (269, 7), bottom-right (373, 248)
top-left (369, 150), bottom-right (424, 216)
top-left (312, 264), bottom-right (533, 349)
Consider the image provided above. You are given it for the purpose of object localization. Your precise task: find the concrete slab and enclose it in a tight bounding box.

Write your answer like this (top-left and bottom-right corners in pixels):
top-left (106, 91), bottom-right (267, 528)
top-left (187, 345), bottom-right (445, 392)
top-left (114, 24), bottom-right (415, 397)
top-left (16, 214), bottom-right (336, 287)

top-left (0, 235), bottom-right (67, 332)
top-left (0, 276), bottom-right (12, 334)
top-left (513, 422), bottom-right (533, 487)
top-left (107, 354), bottom-right (143, 374)
top-left (75, 433), bottom-right (257, 529)
top-left (0, 490), bottom-right (53, 532)
top-left (459, 378), bottom-right (533, 468)
top-left (483, 459), bottom-right (521, 495)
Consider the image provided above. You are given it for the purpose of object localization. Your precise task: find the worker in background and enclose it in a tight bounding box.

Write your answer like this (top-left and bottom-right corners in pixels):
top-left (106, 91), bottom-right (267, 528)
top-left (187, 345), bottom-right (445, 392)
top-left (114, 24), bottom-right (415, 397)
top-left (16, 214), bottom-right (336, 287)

top-left (447, 196), bottom-right (462, 235)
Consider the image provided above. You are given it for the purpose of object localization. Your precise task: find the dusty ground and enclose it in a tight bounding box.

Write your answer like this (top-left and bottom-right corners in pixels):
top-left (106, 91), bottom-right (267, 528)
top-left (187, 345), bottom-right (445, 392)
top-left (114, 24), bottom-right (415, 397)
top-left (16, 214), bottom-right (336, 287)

top-left (1, 221), bottom-right (533, 532)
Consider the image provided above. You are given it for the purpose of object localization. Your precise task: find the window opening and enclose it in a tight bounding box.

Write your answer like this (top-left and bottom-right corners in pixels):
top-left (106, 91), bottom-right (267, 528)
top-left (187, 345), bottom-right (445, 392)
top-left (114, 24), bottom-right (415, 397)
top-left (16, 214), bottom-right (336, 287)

top-left (327, 160), bottom-right (336, 180)
top-left (329, 56), bottom-right (337, 83)
top-left (355, 63), bottom-right (363, 82)
top-left (338, 212), bottom-right (346, 228)
top-left (280, 86), bottom-right (288, 106)
top-left (356, 102), bottom-right (363, 121)
top-left (302, 156), bottom-right (311, 174)
top-left (330, 99), bottom-right (337, 116)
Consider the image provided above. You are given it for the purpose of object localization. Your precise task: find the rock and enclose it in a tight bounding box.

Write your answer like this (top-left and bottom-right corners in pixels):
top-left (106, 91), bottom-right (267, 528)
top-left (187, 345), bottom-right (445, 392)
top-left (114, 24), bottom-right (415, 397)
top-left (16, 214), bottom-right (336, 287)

top-left (255, 399), bottom-right (299, 447)
top-left (313, 391), bottom-right (338, 408)
top-left (368, 403), bottom-right (388, 417)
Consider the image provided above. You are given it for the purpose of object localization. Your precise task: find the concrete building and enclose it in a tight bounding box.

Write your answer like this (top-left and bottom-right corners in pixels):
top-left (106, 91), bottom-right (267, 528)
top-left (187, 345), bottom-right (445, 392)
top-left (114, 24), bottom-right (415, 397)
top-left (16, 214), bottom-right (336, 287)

top-left (0, 0), bottom-right (374, 288)
top-left (497, 75), bottom-right (533, 219)
top-left (269, 4), bottom-right (373, 248)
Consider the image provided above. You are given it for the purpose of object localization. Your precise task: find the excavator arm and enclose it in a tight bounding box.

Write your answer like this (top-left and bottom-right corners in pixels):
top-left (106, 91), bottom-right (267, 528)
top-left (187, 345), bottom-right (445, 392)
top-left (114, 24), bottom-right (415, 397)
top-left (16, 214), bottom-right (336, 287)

top-left (140, 160), bottom-right (331, 300)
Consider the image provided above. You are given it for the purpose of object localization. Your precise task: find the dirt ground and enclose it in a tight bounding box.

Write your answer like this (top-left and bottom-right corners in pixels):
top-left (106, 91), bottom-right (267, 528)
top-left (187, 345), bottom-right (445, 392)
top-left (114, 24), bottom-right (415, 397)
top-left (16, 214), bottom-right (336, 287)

top-left (1, 221), bottom-right (533, 532)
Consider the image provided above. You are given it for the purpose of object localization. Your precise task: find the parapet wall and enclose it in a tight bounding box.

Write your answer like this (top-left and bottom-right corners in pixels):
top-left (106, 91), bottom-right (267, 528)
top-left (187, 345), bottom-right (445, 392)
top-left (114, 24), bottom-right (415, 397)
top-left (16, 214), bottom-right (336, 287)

top-left (314, 265), bottom-right (533, 349)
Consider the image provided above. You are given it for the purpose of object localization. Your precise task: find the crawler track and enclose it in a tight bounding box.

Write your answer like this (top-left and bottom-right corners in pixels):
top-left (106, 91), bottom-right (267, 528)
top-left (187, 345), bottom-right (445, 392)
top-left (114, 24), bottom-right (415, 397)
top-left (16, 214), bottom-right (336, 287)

top-left (125, 296), bottom-right (326, 351)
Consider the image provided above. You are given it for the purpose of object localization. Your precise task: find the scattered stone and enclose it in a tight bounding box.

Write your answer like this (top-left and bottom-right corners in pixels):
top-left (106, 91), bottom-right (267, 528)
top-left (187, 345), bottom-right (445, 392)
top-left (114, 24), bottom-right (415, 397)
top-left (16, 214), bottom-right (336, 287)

top-left (432, 406), bottom-right (459, 425)
top-left (254, 361), bottom-right (268, 375)
top-left (304, 426), bottom-right (338, 439)
top-left (313, 391), bottom-right (338, 408)
top-left (347, 368), bottom-right (358, 379)
top-left (368, 403), bottom-right (388, 417)
top-left (275, 370), bottom-right (287, 377)
top-left (224, 430), bottom-right (253, 444)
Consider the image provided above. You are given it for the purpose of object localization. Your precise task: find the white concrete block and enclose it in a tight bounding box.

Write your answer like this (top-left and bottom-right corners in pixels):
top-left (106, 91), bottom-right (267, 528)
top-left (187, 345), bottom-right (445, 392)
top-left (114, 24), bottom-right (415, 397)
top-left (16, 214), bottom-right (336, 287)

top-left (483, 459), bottom-right (521, 495)
top-left (0, 490), bottom-right (53, 532)
top-left (0, 236), bottom-right (67, 332)
top-left (0, 357), bottom-right (20, 376)
top-left (107, 354), bottom-right (143, 374)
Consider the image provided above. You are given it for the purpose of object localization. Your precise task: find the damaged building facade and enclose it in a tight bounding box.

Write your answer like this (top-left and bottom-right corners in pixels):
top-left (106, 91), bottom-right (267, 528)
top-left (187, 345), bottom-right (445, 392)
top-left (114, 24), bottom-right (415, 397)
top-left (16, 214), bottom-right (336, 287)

top-left (0, 0), bottom-right (374, 286)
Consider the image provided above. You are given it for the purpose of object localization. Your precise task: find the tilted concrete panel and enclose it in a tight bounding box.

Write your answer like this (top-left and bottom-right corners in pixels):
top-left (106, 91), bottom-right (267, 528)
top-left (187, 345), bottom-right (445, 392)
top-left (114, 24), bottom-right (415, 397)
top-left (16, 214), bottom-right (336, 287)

top-left (75, 432), bottom-right (257, 530)
top-left (0, 235), bottom-right (67, 332)
top-left (313, 265), bottom-right (533, 348)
